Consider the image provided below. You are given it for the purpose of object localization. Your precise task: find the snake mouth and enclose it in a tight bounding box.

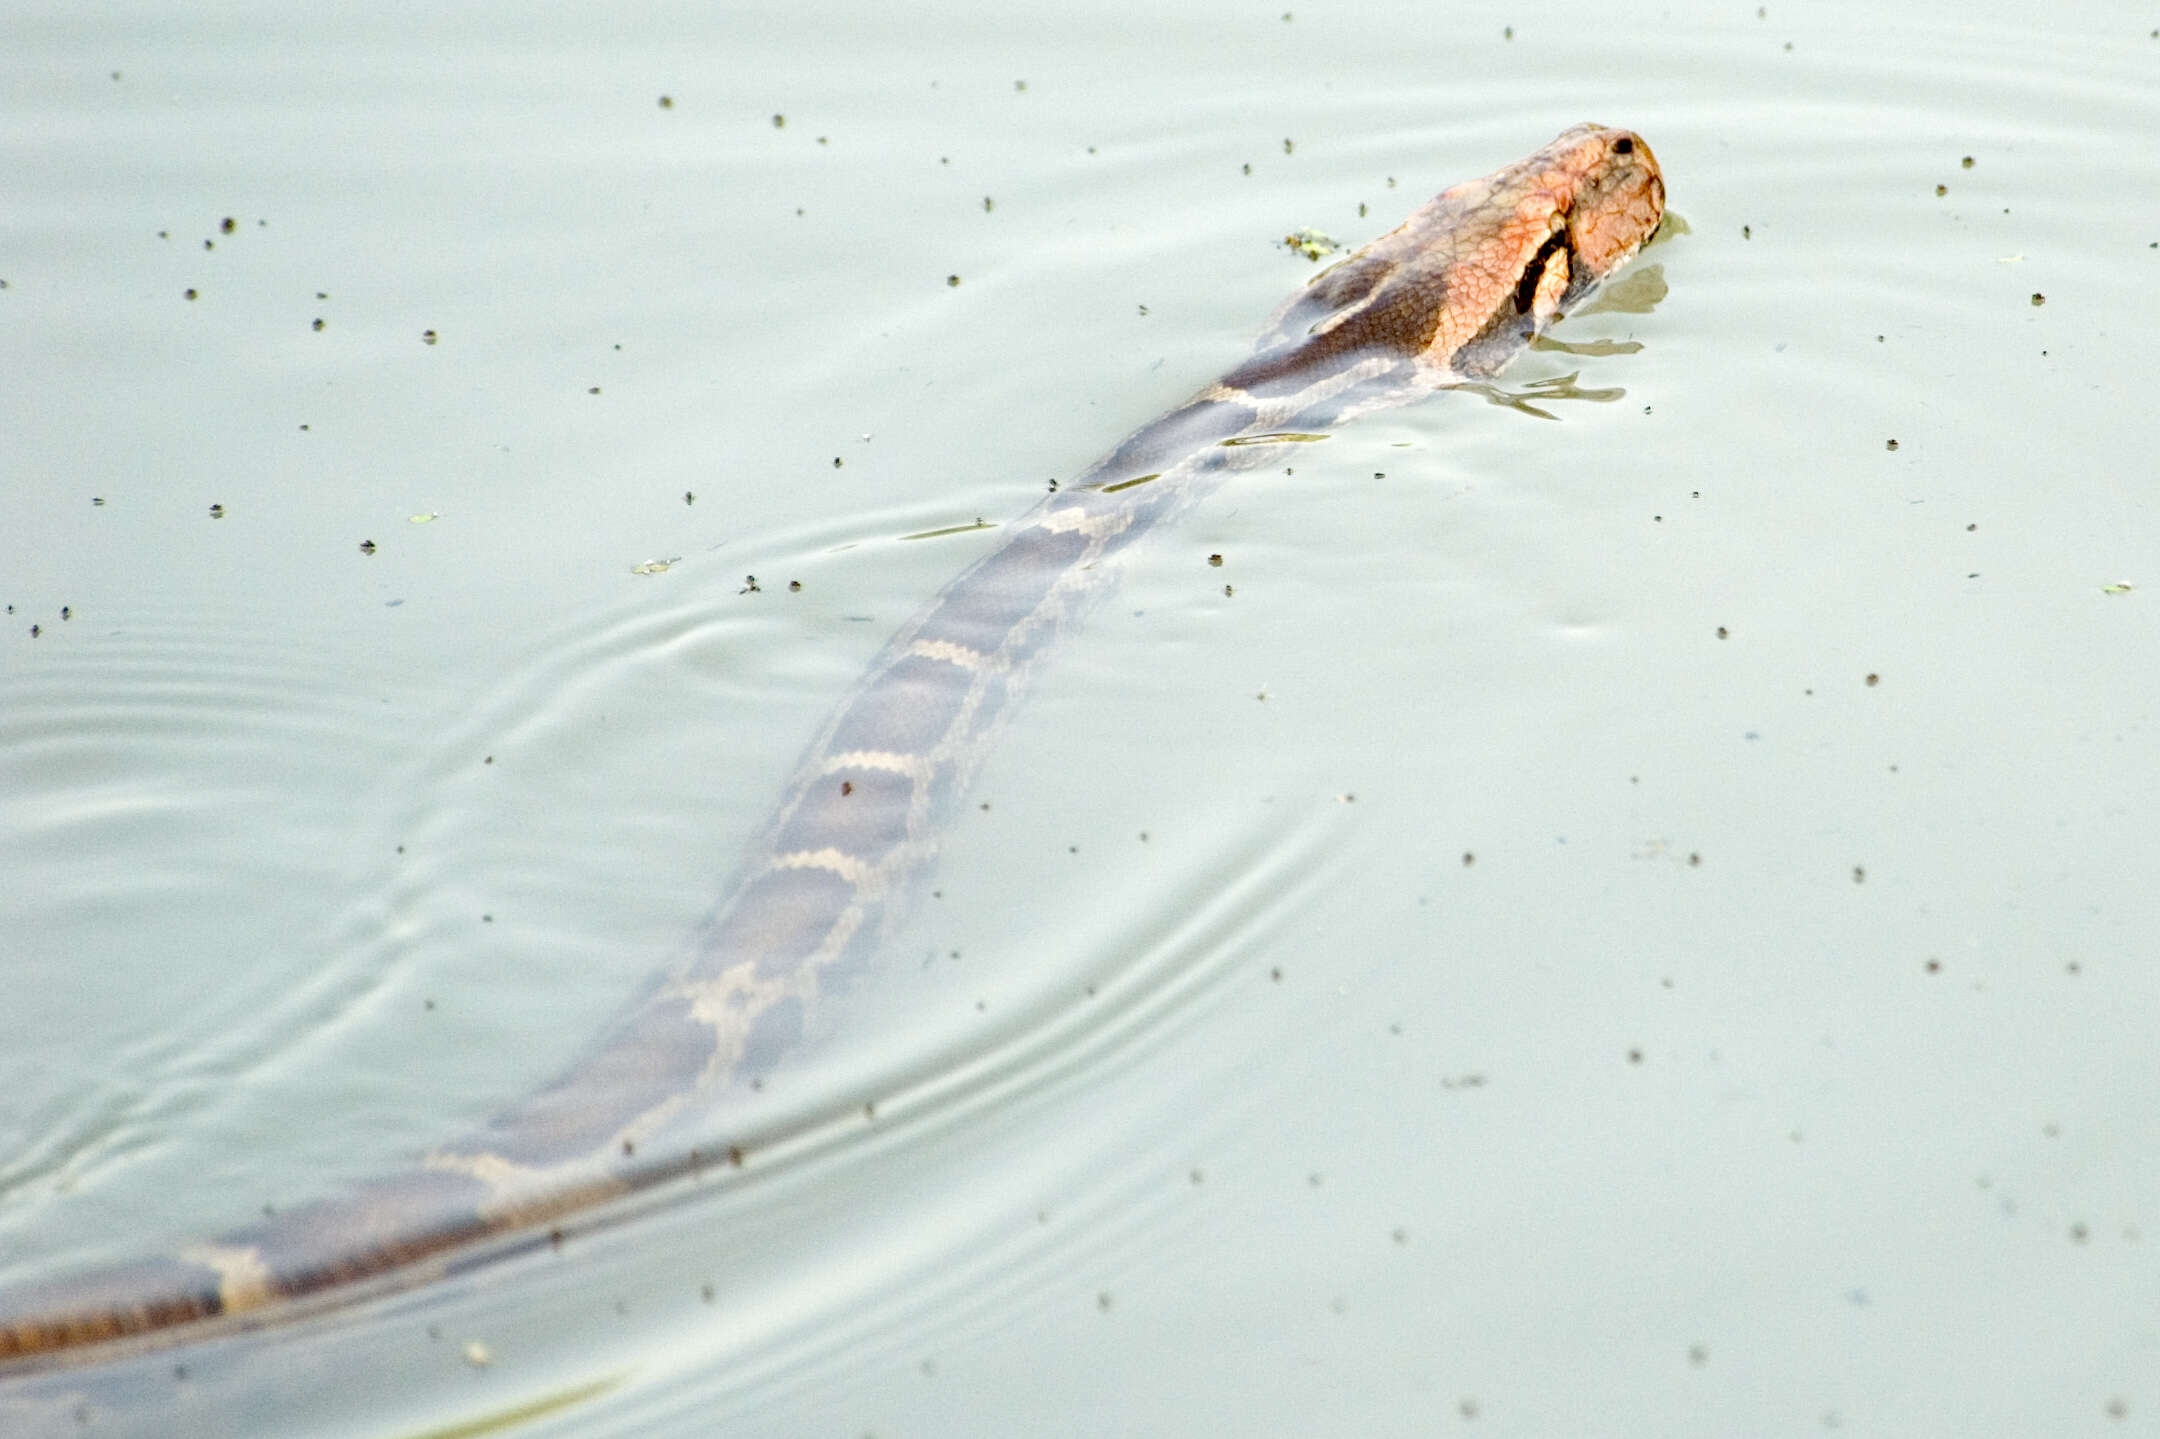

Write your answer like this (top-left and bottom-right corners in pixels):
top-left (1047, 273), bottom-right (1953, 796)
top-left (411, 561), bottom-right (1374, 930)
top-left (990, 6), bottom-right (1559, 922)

top-left (1571, 131), bottom-right (1665, 280)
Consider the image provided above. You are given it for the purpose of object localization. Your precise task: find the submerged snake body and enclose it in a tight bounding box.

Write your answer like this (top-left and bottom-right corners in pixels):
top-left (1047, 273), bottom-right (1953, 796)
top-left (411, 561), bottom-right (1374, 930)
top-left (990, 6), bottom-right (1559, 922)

top-left (0, 125), bottom-right (1663, 1364)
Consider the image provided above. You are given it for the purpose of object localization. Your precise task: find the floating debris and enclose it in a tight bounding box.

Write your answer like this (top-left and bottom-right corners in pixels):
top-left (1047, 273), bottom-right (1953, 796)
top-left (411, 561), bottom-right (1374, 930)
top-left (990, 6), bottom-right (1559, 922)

top-left (1281, 227), bottom-right (1338, 261)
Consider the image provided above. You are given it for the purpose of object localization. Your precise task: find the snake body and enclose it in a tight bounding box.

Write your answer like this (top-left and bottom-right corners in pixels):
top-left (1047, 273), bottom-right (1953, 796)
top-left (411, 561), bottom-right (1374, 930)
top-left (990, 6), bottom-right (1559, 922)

top-left (0, 125), bottom-right (1663, 1366)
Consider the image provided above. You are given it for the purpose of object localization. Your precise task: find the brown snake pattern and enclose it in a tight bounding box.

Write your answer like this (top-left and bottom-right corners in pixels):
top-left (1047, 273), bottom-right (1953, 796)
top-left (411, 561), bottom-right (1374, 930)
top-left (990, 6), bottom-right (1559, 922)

top-left (0, 125), bottom-right (1663, 1368)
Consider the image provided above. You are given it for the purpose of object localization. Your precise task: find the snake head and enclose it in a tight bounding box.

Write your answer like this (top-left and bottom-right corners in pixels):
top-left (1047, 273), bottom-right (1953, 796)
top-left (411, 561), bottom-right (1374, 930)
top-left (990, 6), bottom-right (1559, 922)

top-left (1250, 125), bottom-right (1664, 384)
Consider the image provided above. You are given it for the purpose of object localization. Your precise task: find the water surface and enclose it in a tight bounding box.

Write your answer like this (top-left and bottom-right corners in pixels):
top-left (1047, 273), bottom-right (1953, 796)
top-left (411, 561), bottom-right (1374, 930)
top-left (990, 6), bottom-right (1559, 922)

top-left (3, 1), bottom-right (2157, 1434)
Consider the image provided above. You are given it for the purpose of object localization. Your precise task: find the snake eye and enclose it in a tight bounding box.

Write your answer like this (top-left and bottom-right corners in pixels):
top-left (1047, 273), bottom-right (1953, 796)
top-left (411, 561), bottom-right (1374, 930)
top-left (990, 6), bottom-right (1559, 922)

top-left (1613, 136), bottom-right (1634, 155)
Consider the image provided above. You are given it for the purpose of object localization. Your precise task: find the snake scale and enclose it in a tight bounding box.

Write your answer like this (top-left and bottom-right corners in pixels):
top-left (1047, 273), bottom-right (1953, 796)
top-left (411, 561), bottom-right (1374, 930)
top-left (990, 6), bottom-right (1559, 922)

top-left (0, 124), bottom-right (1663, 1367)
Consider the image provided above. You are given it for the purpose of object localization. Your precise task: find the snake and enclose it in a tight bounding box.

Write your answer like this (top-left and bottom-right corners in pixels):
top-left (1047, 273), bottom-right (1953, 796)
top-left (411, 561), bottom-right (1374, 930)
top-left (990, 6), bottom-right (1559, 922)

top-left (0, 124), bottom-right (1663, 1367)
